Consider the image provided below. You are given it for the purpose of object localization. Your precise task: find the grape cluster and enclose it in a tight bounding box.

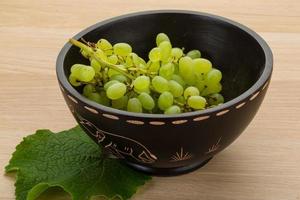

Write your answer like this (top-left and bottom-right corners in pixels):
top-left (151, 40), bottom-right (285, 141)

top-left (68, 33), bottom-right (224, 114)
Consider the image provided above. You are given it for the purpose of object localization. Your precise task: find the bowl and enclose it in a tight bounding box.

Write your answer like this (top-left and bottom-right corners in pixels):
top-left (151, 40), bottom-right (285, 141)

top-left (56, 10), bottom-right (273, 176)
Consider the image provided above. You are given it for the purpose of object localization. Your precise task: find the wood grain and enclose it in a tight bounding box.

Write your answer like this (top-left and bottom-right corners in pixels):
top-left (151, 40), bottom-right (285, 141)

top-left (0, 0), bottom-right (300, 199)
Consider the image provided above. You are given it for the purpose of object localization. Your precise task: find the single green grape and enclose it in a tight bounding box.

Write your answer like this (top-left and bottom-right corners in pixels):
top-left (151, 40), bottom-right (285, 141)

top-left (113, 43), bottom-right (132, 57)
top-left (96, 39), bottom-right (113, 51)
top-left (90, 59), bottom-right (101, 73)
top-left (206, 69), bottom-right (222, 84)
top-left (83, 84), bottom-right (96, 97)
top-left (69, 74), bottom-right (81, 86)
top-left (193, 58), bottom-right (212, 75)
top-left (164, 105), bottom-right (181, 114)
top-left (187, 50), bottom-right (201, 59)
top-left (127, 98), bottom-right (143, 113)
top-left (171, 48), bottom-right (183, 60)
top-left (207, 93), bottom-right (224, 105)
top-left (149, 47), bottom-right (161, 62)
top-left (106, 82), bottom-right (127, 100)
top-left (112, 95), bottom-right (128, 110)
top-left (148, 61), bottom-right (160, 73)
top-left (110, 74), bottom-right (127, 83)
top-left (133, 75), bottom-right (150, 92)
top-left (159, 41), bottom-right (172, 62)
top-left (187, 96), bottom-right (206, 110)
top-left (158, 91), bottom-right (173, 111)
top-left (108, 55), bottom-right (118, 65)
top-left (195, 79), bottom-right (206, 93)
top-left (156, 33), bottom-right (170, 46)
top-left (175, 96), bottom-right (186, 105)
top-left (184, 86), bottom-right (200, 99)
top-left (179, 56), bottom-right (194, 84)
top-left (138, 92), bottom-right (155, 110)
top-left (171, 74), bottom-right (186, 87)
top-left (104, 80), bottom-right (119, 91)
top-left (201, 83), bottom-right (222, 96)
top-left (159, 62), bottom-right (174, 80)
top-left (87, 92), bottom-right (110, 106)
top-left (168, 80), bottom-right (184, 97)
top-left (71, 64), bottom-right (95, 82)
top-left (98, 91), bottom-right (111, 106)
top-left (152, 76), bottom-right (169, 93)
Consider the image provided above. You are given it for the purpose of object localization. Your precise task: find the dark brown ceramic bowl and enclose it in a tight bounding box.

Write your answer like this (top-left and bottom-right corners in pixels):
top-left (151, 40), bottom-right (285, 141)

top-left (56, 10), bottom-right (273, 176)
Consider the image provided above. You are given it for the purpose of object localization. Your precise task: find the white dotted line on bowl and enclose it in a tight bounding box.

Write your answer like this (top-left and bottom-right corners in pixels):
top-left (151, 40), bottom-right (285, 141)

top-left (63, 80), bottom-right (269, 125)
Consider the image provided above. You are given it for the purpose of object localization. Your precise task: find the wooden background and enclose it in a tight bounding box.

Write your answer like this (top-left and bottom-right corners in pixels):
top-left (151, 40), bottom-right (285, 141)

top-left (0, 0), bottom-right (300, 199)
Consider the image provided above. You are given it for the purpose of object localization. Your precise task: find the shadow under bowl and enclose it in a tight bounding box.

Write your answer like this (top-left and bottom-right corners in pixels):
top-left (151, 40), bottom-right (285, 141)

top-left (56, 10), bottom-right (273, 176)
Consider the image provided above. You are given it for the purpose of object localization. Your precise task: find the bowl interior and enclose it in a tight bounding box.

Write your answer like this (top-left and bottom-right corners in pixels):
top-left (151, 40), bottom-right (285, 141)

top-left (63, 12), bottom-right (266, 102)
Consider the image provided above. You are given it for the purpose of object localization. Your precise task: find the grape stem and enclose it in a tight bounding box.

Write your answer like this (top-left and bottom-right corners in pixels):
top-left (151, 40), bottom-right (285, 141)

top-left (69, 39), bottom-right (135, 80)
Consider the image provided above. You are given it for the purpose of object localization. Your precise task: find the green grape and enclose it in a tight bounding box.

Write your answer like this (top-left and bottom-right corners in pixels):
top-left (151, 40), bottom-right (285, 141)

top-left (159, 62), bottom-right (174, 80)
top-left (138, 92), bottom-right (155, 110)
top-left (149, 47), bottom-right (161, 62)
top-left (106, 82), bottom-right (127, 100)
top-left (127, 98), bottom-right (143, 113)
top-left (95, 49), bottom-right (108, 61)
top-left (83, 84), bottom-right (96, 97)
top-left (96, 39), bottom-right (113, 51)
top-left (201, 83), bottom-right (222, 96)
top-left (152, 76), bottom-right (169, 93)
top-left (69, 74), bottom-right (81, 86)
top-left (133, 75), bottom-right (150, 92)
top-left (80, 49), bottom-right (89, 59)
top-left (110, 74), bottom-right (127, 83)
top-left (171, 48), bottom-right (183, 59)
top-left (207, 93), bottom-right (224, 106)
top-left (113, 43), bottom-right (132, 56)
top-left (184, 86), bottom-right (200, 99)
top-left (125, 55), bottom-right (133, 67)
top-left (98, 91), bottom-right (110, 106)
top-left (104, 80), bottom-right (119, 91)
top-left (168, 80), bottom-right (184, 97)
top-left (158, 91), bottom-right (173, 111)
top-left (164, 105), bottom-right (181, 115)
top-left (71, 64), bottom-right (95, 82)
top-left (159, 41), bottom-right (172, 62)
top-left (107, 69), bottom-right (120, 78)
top-left (175, 96), bottom-right (186, 105)
top-left (187, 96), bottom-right (206, 110)
top-left (179, 56), bottom-right (194, 84)
top-left (112, 95), bottom-right (128, 110)
top-left (195, 79), bottom-right (206, 93)
top-left (148, 61), bottom-right (160, 73)
top-left (134, 87), bottom-right (150, 94)
top-left (87, 92), bottom-right (102, 103)
top-left (171, 74), bottom-right (186, 87)
top-left (131, 53), bottom-right (140, 66)
top-left (187, 50), bottom-right (201, 59)
top-left (156, 33), bottom-right (170, 46)
top-left (90, 59), bottom-right (101, 73)
top-left (193, 58), bottom-right (212, 75)
top-left (108, 55), bottom-right (118, 64)
top-left (138, 57), bottom-right (147, 66)
top-left (206, 69), bottom-right (222, 84)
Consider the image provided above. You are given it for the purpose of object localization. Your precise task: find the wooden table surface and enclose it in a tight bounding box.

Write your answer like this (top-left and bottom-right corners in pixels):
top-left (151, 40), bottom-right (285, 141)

top-left (1, 0), bottom-right (300, 199)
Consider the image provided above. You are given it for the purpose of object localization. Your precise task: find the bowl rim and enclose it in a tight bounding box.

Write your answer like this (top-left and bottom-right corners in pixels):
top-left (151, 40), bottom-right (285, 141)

top-left (56, 10), bottom-right (273, 119)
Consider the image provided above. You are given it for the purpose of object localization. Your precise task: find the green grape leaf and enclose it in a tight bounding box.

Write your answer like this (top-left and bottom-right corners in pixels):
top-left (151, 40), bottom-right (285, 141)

top-left (5, 126), bottom-right (151, 200)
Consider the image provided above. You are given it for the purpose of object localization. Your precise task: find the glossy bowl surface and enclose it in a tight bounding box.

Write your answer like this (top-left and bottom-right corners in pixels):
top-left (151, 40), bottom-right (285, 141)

top-left (56, 10), bottom-right (273, 176)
